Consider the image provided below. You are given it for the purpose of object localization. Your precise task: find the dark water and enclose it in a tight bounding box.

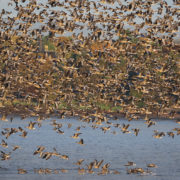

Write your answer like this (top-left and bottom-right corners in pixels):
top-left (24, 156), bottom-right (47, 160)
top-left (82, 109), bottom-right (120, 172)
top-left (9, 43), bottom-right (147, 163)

top-left (0, 116), bottom-right (180, 180)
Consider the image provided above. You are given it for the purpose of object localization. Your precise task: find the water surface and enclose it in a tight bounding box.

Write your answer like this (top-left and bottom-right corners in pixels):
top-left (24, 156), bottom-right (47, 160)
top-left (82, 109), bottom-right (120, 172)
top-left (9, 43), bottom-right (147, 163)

top-left (0, 117), bottom-right (180, 180)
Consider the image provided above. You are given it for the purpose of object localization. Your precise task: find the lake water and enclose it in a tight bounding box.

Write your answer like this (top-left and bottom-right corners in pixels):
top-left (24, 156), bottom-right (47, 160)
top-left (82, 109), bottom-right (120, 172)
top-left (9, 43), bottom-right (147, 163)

top-left (0, 116), bottom-right (180, 180)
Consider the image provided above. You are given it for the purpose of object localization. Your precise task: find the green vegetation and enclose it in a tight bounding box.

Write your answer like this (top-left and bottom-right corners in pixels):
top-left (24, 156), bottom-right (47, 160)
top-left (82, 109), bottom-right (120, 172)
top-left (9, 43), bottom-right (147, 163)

top-left (42, 36), bottom-right (56, 51)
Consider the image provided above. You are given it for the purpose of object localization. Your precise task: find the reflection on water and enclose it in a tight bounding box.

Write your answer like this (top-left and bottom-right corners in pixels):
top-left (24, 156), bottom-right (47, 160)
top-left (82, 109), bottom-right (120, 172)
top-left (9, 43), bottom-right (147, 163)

top-left (0, 117), bottom-right (180, 180)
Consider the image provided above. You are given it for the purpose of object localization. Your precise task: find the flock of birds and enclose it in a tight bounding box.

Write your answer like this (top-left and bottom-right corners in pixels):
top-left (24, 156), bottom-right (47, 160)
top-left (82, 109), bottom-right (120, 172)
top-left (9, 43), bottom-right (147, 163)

top-left (0, 0), bottom-right (180, 177)
top-left (0, 0), bottom-right (179, 119)
top-left (0, 115), bottom-right (180, 176)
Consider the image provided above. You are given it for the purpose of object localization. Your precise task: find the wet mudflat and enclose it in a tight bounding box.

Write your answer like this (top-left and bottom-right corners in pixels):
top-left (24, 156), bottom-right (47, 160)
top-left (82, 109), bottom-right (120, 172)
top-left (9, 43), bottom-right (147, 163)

top-left (0, 117), bottom-right (180, 180)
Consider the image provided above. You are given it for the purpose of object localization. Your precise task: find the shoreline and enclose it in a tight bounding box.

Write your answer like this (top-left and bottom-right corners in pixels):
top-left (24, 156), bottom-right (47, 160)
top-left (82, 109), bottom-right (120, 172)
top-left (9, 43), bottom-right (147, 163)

top-left (0, 107), bottom-right (179, 121)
